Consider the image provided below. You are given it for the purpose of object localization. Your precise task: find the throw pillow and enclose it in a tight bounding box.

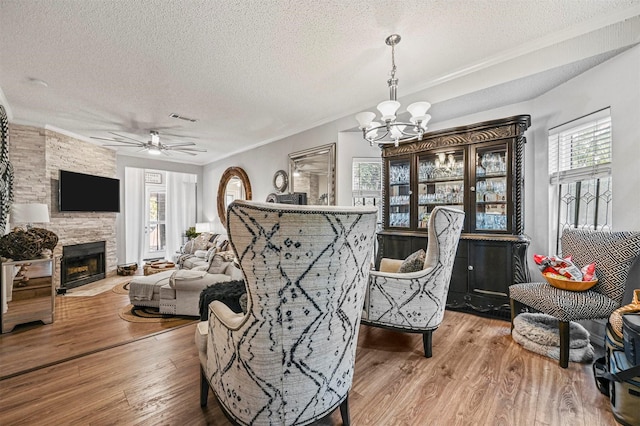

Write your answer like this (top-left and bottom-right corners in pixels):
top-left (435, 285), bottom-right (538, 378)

top-left (183, 240), bottom-right (194, 254)
top-left (398, 249), bottom-right (426, 273)
top-left (208, 254), bottom-right (231, 274)
top-left (194, 249), bottom-right (208, 259)
top-left (193, 232), bottom-right (215, 251)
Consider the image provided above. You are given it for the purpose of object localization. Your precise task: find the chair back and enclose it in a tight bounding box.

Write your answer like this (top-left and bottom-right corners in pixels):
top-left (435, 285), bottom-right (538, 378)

top-left (423, 206), bottom-right (465, 277)
top-left (561, 229), bottom-right (640, 304)
top-left (217, 200), bottom-right (377, 425)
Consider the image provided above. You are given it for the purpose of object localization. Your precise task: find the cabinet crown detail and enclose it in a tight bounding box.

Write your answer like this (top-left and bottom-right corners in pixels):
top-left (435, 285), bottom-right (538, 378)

top-left (382, 115), bottom-right (530, 158)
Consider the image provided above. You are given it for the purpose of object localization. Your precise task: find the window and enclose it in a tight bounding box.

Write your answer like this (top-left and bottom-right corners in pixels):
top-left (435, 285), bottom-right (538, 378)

top-left (352, 157), bottom-right (382, 227)
top-left (548, 108), bottom-right (612, 252)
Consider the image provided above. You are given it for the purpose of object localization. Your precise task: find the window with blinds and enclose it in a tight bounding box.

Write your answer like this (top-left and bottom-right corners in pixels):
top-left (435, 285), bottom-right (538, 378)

top-left (352, 157), bottom-right (382, 226)
top-left (548, 108), bottom-right (612, 183)
top-left (548, 108), bottom-right (613, 251)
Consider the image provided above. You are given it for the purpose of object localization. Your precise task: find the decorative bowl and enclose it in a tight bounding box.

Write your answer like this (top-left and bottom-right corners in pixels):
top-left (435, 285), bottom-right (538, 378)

top-left (543, 273), bottom-right (598, 291)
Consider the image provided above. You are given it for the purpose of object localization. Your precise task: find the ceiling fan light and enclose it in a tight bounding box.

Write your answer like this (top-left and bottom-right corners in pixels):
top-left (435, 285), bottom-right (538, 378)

top-left (377, 100), bottom-right (400, 122)
top-left (150, 132), bottom-right (160, 145)
top-left (355, 111), bottom-right (376, 130)
top-left (148, 147), bottom-right (162, 155)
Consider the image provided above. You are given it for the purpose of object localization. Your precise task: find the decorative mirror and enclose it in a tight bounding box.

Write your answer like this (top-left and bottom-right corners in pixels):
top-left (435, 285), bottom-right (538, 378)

top-left (273, 169), bottom-right (288, 193)
top-left (217, 167), bottom-right (252, 228)
top-left (288, 143), bottom-right (336, 205)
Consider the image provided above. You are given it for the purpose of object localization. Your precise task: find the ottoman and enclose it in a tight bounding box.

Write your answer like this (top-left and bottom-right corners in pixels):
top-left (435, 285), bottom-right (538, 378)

top-left (143, 260), bottom-right (176, 275)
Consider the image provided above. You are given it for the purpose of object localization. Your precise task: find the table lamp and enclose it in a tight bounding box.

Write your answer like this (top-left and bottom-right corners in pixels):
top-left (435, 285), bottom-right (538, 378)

top-left (10, 203), bottom-right (50, 230)
top-left (195, 222), bottom-right (211, 233)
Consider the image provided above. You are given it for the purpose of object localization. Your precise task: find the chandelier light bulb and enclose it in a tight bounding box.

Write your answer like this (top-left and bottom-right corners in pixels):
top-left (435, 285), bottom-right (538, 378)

top-left (377, 100), bottom-right (400, 122)
top-left (390, 125), bottom-right (405, 141)
top-left (420, 114), bottom-right (432, 130)
top-left (407, 102), bottom-right (431, 120)
top-left (355, 111), bottom-right (375, 130)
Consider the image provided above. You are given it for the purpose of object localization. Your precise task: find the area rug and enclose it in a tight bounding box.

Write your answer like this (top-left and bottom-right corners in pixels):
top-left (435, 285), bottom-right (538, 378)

top-left (65, 280), bottom-right (123, 297)
top-left (512, 312), bottom-right (594, 363)
top-left (112, 281), bottom-right (130, 294)
top-left (118, 304), bottom-right (197, 324)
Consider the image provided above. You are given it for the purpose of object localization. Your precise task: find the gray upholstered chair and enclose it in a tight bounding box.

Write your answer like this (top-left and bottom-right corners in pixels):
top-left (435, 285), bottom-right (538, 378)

top-left (198, 200), bottom-right (378, 425)
top-left (509, 229), bottom-right (640, 368)
top-left (362, 206), bottom-right (465, 357)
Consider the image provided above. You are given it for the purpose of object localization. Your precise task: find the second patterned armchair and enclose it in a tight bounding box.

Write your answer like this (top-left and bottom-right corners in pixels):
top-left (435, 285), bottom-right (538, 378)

top-left (362, 206), bottom-right (465, 357)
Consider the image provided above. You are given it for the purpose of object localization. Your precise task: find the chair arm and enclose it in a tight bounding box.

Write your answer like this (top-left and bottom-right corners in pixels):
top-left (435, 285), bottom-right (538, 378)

top-left (379, 258), bottom-right (403, 273)
top-left (172, 273), bottom-right (231, 291)
top-left (210, 300), bottom-right (245, 330)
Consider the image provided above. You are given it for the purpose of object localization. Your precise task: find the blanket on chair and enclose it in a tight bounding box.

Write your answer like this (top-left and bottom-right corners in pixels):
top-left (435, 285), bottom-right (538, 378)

top-left (199, 280), bottom-right (247, 320)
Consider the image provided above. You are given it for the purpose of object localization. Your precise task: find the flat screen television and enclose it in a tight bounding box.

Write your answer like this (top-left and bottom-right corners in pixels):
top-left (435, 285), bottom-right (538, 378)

top-left (59, 170), bottom-right (120, 212)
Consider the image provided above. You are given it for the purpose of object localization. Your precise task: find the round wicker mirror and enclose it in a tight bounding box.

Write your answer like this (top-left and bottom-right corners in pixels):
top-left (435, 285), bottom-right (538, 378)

top-left (217, 167), bottom-right (252, 229)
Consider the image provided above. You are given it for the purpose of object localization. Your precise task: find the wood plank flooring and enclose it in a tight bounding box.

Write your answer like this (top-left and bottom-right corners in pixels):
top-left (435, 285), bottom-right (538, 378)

top-left (0, 275), bottom-right (617, 425)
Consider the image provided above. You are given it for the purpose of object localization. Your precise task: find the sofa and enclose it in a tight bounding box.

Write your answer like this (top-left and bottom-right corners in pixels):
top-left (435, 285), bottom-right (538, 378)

top-left (174, 232), bottom-right (231, 271)
top-left (129, 237), bottom-right (243, 316)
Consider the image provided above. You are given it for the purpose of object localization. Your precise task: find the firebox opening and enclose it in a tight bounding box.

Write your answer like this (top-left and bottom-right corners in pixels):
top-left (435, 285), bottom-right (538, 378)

top-left (62, 241), bottom-right (106, 289)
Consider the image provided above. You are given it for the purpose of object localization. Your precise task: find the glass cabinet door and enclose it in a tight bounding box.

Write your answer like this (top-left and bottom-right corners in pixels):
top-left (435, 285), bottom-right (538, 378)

top-left (474, 144), bottom-right (509, 232)
top-left (416, 150), bottom-right (465, 230)
top-left (387, 158), bottom-right (411, 228)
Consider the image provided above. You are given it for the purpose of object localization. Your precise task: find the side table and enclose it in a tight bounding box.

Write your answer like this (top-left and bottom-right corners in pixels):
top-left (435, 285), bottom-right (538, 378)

top-left (1, 257), bottom-right (55, 333)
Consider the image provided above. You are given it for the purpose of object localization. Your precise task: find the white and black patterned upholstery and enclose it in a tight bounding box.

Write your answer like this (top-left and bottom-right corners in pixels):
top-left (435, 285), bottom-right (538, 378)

top-left (509, 229), bottom-right (640, 368)
top-left (362, 206), bottom-right (465, 357)
top-left (201, 200), bottom-right (378, 425)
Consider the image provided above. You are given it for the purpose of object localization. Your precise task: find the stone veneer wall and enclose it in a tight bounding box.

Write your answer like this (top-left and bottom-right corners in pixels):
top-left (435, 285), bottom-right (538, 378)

top-left (8, 124), bottom-right (118, 287)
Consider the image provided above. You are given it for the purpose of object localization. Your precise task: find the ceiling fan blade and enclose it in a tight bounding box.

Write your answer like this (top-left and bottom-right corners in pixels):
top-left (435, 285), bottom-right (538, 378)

top-left (171, 150), bottom-right (198, 156)
top-left (168, 146), bottom-right (207, 152)
top-left (102, 143), bottom-right (144, 147)
top-left (163, 142), bottom-right (196, 148)
top-left (91, 136), bottom-right (129, 142)
top-left (108, 132), bottom-right (145, 143)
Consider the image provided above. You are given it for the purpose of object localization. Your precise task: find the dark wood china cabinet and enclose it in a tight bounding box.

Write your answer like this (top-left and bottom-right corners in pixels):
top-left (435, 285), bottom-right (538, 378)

top-left (377, 115), bottom-right (531, 316)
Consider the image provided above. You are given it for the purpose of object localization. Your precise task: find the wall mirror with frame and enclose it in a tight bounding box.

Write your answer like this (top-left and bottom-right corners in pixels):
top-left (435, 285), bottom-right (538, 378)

top-left (288, 143), bottom-right (336, 205)
top-left (217, 167), bottom-right (252, 228)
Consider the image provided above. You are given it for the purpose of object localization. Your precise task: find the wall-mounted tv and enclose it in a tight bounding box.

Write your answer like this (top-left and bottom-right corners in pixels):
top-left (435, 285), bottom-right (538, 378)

top-left (59, 170), bottom-right (120, 212)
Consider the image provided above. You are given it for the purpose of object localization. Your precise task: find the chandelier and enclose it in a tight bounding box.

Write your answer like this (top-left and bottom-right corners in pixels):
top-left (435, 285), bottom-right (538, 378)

top-left (355, 34), bottom-right (432, 147)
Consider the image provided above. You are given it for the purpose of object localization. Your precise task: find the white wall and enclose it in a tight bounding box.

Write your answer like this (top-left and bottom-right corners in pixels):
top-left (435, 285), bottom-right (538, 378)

top-left (202, 114), bottom-right (379, 224)
top-left (531, 44), bottom-right (640, 259)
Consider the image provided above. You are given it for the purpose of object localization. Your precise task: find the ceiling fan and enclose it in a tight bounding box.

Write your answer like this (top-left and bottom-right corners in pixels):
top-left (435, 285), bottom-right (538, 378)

top-left (91, 130), bottom-right (207, 156)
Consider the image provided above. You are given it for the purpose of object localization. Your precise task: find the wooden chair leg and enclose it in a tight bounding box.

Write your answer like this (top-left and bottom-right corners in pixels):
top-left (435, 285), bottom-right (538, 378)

top-left (558, 320), bottom-right (570, 368)
top-left (339, 394), bottom-right (350, 426)
top-left (422, 330), bottom-right (433, 358)
top-left (200, 366), bottom-right (209, 407)
top-left (510, 298), bottom-right (523, 331)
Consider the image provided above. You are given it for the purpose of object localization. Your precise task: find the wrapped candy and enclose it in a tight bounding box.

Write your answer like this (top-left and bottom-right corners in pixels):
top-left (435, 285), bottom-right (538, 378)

top-left (533, 254), bottom-right (596, 282)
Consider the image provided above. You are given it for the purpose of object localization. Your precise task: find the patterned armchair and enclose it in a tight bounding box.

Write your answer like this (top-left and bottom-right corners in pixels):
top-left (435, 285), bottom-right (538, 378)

top-left (509, 229), bottom-right (640, 368)
top-left (199, 200), bottom-right (378, 425)
top-left (362, 206), bottom-right (465, 357)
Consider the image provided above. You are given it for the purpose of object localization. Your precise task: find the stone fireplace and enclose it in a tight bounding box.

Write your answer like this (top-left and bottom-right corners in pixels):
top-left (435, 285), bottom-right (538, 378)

top-left (61, 241), bottom-right (106, 289)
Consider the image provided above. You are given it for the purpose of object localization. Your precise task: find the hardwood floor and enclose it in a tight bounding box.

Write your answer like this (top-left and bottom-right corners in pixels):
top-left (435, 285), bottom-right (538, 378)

top-left (0, 275), bottom-right (617, 425)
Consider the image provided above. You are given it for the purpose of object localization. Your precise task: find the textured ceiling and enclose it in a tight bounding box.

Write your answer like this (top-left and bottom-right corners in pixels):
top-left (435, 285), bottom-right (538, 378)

top-left (1, 0), bottom-right (639, 165)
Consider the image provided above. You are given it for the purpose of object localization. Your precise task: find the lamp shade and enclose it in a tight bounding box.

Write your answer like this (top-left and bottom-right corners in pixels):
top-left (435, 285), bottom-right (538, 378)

top-left (10, 203), bottom-right (50, 225)
top-left (195, 222), bottom-right (211, 233)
